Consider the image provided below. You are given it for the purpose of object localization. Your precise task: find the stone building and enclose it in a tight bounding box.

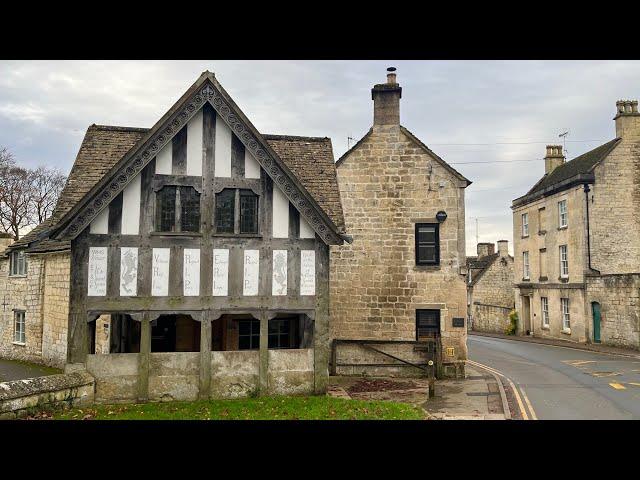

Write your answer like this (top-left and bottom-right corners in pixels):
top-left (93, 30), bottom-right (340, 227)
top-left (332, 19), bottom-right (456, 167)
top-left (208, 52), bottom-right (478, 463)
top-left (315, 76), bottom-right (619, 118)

top-left (466, 241), bottom-right (514, 333)
top-left (512, 100), bottom-right (640, 350)
top-left (0, 71), bottom-right (348, 401)
top-left (330, 69), bottom-right (471, 377)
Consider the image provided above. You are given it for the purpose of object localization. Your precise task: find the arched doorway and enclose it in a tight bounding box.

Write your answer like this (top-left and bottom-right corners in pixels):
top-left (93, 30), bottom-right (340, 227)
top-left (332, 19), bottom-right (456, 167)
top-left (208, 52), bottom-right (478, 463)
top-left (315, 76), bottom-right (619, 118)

top-left (591, 302), bottom-right (601, 343)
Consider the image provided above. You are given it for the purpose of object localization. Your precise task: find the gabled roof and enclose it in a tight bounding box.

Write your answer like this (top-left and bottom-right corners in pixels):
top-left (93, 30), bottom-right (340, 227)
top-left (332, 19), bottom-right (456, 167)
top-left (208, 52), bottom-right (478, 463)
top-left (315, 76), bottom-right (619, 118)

top-left (466, 253), bottom-right (500, 286)
top-left (336, 125), bottom-right (471, 186)
top-left (47, 71), bottom-right (345, 245)
top-left (513, 138), bottom-right (621, 207)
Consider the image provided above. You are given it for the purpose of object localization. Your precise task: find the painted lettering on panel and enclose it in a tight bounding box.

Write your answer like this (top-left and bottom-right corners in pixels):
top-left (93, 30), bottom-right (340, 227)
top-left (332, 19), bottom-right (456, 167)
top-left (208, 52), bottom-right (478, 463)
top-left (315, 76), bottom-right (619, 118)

top-left (151, 248), bottom-right (170, 297)
top-left (119, 247), bottom-right (138, 296)
top-left (272, 250), bottom-right (288, 296)
top-left (183, 248), bottom-right (201, 296)
top-left (300, 250), bottom-right (315, 296)
top-left (243, 249), bottom-right (260, 296)
top-left (88, 247), bottom-right (108, 296)
top-left (212, 248), bottom-right (229, 296)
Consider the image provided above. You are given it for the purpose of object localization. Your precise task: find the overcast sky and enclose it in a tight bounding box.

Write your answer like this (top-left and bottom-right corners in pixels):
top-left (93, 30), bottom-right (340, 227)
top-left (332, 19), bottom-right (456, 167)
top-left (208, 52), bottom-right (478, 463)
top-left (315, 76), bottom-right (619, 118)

top-left (1, 60), bottom-right (638, 255)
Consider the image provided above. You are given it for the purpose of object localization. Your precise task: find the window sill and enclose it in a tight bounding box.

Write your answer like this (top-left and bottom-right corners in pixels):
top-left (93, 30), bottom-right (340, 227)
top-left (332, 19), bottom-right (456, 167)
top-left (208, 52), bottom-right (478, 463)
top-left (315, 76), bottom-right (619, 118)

top-left (538, 276), bottom-right (548, 282)
top-left (150, 231), bottom-right (203, 237)
top-left (558, 226), bottom-right (568, 231)
top-left (414, 264), bottom-right (441, 272)
top-left (522, 277), bottom-right (530, 282)
top-left (541, 325), bottom-right (550, 330)
top-left (558, 276), bottom-right (569, 282)
top-left (521, 235), bottom-right (529, 239)
top-left (561, 328), bottom-right (571, 335)
top-left (12, 341), bottom-right (26, 346)
top-left (8, 275), bottom-right (27, 279)
top-left (211, 233), bottom-right (262, 239)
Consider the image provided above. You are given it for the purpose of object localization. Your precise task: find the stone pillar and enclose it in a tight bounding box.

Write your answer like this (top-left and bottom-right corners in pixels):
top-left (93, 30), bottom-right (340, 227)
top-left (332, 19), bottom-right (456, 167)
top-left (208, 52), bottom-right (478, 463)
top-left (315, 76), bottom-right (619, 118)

top-left (137, 313), bottom-right (151, 402)
top-left (198, 312), bottom-right (212, 400)
top-left (258, 312), bottom-right (269, 395)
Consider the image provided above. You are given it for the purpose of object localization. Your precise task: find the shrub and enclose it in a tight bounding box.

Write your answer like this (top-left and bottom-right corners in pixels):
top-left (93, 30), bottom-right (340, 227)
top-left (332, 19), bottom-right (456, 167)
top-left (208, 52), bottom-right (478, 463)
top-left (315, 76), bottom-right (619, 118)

top-left (505, 309), bottom-right (518, 335)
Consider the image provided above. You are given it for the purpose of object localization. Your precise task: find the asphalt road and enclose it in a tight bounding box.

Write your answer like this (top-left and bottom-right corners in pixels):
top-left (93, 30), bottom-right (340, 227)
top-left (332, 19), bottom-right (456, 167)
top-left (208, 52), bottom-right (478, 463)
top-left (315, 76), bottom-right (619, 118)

top-left (0, 359), bottom-right (59, 383)
top-left (468, 334), bottom-right (640, 420)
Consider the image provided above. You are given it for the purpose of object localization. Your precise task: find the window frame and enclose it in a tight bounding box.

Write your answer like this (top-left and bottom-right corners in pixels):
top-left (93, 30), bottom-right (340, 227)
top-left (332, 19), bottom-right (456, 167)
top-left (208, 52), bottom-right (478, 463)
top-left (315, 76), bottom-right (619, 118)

top-left (238, 319), bottom-right (260, 350)
top-left (559, 244), bottom-right (569, 278)
top-left (416, 309), bottom-right (441, 340)
top-left (155, 185), bottom-right (201, 233)
top-left (522, 251), bottom-right (530, 280)
top-left (561, 297), bottom-right (570, 330)
top-left (215, 188), bottom-right (261, 236)
top-left (521, 213), bottom-right (529, 237)
top-left (9, 250), bottom-right (27, 277)
top-left (268, 318), bottom-right (293, 349)
top-left (415, 223), bottom-right (440, 266)
top-left (13, 310), bottom-right (26, 344)
top-left (558, 199), bottom-right (568, 228)
top-left (239, 189), bottom-right (259, 234)
top-left (541, 297), bottom-right (549, 327)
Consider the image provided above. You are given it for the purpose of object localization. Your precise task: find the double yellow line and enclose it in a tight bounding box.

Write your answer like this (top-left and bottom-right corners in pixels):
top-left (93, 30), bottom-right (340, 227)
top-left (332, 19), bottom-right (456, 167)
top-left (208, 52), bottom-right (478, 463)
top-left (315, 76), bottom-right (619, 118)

top-left (468, 359), bottom-right (538, 420)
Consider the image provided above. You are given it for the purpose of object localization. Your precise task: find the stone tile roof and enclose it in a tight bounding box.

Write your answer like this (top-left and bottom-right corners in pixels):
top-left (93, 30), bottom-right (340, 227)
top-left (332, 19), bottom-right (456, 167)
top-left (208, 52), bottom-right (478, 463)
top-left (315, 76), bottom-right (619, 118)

top-left (264, 134), bottom-right (344, 232)
top-left (466, 253), bottom-right (499, 286)
top-left (516, 138), bottom-right (621, 205)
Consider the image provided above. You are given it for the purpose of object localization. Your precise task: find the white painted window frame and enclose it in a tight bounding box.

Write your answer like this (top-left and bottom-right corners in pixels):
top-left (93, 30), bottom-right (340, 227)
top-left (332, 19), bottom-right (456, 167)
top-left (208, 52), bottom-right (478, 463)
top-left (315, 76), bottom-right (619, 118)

top-left (13, 310), bottom-right (25, 344)
top-left (541, 297), bottom-right (549, 327)
top-left (559, 245), bottom-right (569, 278)
top-left (558, 199), bottom-right (568, 228)
top-left (523, 251), bottom-right (530, 280)
top-left (561, 297), bottom-right (570, 331)
top-left (522, 213), bottom-right (529, 237)
top-left (9, 250), bottom-right (27, 276)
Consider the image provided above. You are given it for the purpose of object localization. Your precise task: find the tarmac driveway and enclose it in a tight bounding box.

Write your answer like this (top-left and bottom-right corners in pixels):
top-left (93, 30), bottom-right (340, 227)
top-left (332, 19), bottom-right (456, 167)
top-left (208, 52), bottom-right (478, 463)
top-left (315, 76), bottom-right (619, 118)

top-left (0, 358), bottom-right (60, 383)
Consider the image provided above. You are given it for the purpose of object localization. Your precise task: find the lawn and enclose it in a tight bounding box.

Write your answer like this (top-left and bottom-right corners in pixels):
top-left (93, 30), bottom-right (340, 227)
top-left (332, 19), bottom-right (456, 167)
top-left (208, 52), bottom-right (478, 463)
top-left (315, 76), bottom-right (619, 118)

top-left (30, 396), bottom-right (427, 420)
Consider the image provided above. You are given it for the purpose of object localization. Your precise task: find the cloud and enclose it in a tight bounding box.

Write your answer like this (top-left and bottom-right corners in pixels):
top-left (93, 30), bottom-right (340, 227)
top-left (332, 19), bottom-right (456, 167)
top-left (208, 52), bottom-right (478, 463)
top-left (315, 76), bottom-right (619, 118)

top-left (1, 60), bottom-right (638, 254)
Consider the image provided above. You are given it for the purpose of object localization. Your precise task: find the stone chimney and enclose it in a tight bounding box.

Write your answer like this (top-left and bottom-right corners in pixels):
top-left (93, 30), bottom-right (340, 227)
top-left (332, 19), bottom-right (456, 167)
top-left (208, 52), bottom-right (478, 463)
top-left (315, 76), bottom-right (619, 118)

top-left (477, 242), bottom-right (495, 258)
top-left (614, 100), bottom-right (640, 138)
top-left (372, 67), bottom-right (402, 127)
top-left (497, 240), bottom-right (509, 257)
top-left (544, 145), bottom-right (565, 175)
top-left (0, 232), bottom-right (14, 252)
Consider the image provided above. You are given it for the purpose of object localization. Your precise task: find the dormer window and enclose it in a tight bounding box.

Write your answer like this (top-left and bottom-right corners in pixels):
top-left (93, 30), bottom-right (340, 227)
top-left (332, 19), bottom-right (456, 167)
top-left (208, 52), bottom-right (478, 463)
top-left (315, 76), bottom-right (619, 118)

top-left (156, 186), bottom-right (201, 233)
top-left (9, 250), bottom-right (27, 276)
top-left (215, 188), bottom-right (259, 235)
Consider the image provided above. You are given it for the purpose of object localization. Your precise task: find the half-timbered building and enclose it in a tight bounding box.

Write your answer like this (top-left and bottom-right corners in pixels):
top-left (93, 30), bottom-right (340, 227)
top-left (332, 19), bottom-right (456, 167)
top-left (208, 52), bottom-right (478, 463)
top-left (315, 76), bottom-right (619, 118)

top-left (0, 72), bottom-right (347, 401)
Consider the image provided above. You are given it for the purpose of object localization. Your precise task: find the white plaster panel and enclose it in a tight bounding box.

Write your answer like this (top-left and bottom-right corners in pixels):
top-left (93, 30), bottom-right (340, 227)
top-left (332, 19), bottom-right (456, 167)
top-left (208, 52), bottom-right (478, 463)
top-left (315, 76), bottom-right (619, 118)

top-left (243, 250), bottom-right (260, 296)
top-left (212, 248), bottom-right (229, 297)
top-left (300, 250), bottom-right (315, 296)
top-left (183, 248), bottom-right (201, 297)
top-left (155, 142), bottom-right (172, 175)
top-left (151, 248), bottom-right (170, 297)
top-left (214, 114), bottom-right (232, 177)
top-left (186, 108), bottom-right (203, 176)
top-left (119, 247), bottom-right (138, 297)
top-left (272, 250), bottom-right (288, 296)
top-left (121, 173), bottom-right (141, 235)
top-left (244, 150), bottom-right (261, 179)
top-left (88, 247), bottom-right (108, 296)
top-left (299, 215), bottom-right (315, 239)
top-left (272, 185), bottom-right (289, 238)
top-left (90, 207), bottom-right (109, 234)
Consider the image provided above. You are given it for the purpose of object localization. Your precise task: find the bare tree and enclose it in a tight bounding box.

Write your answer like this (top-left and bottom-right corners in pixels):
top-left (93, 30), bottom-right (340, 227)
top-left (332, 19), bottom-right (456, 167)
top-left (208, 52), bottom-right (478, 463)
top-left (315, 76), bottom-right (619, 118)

top-left (29, 166), bottom-right (66, 224)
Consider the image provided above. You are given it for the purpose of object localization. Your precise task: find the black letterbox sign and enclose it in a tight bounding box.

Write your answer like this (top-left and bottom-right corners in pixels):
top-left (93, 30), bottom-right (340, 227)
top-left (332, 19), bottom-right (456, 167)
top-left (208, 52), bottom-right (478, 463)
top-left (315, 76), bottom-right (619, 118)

top-left (452, 317), bottom-right (465, 328)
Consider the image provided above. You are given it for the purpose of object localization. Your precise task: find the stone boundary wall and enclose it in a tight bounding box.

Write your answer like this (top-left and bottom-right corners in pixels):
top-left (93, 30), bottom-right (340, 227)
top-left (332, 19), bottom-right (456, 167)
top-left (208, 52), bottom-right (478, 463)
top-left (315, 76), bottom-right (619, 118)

top-left (0, 372), bottom-right (95, 419)
top-left (471, 303), bottom-right (512, 334)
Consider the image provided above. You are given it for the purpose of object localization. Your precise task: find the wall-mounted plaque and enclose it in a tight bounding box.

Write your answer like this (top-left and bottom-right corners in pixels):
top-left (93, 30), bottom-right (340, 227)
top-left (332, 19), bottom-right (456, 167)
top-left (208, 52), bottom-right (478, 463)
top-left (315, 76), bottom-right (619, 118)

top-left (300, 250), bottom-right (316, 296)
top-left (88, 247), bottom-right (108, 296)
top-left (151, 248), bottom-right (170, 296)
top-left (212, 249), bottom-right (229, 296)
top-left (243, 250), bottom-right (259, 296)
top-left (183, 248), bottom-right (200, 296)
top-left (272, 250), bottom-right (288, 296)
top-left (452, 317), bottom-right (465, 328)
top-left (120, 247), bottom-right (138, 296)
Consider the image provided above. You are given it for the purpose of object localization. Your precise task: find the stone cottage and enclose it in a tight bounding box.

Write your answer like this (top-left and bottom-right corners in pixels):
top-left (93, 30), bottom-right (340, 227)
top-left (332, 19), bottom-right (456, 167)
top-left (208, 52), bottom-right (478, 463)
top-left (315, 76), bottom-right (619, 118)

top-left (512, 100), bottom-right (640, 349)
top-left (0, 71), bottom-right (348, 401)
top-left (330, 69), bottom-right (472, 378)
top-left (466, 241), bottom-right (514, 333)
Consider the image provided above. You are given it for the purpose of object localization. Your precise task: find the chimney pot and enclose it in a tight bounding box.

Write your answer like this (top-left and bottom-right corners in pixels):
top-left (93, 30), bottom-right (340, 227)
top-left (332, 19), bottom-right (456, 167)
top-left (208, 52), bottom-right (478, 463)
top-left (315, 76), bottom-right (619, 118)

top-left (544, 144), bottom-right (565, 175)
top-left (614, 99), bottom-right (640, 137)
top-left (476, 242), bottom-right (495, 258)
top-left (497, 240), bottom-right (509, 257)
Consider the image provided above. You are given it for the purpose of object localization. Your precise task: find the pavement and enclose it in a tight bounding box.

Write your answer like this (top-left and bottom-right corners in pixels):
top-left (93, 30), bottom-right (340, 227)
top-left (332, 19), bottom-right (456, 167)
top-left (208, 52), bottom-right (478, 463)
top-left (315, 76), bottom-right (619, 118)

top-left (469, 333), bottom-right (640, 419)
top-left (328, 365), bottom-right (509, 420)
top-left (0, 358), bottom-right (60, 383)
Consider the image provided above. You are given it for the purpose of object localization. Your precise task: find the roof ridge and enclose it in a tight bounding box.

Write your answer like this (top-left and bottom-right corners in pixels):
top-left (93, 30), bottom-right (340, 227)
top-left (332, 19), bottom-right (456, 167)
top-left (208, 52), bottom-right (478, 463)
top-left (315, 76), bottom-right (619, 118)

top-left (89, 124), bottom-right (150, 133)
top-left (264, 134), bottom-right (329, 142)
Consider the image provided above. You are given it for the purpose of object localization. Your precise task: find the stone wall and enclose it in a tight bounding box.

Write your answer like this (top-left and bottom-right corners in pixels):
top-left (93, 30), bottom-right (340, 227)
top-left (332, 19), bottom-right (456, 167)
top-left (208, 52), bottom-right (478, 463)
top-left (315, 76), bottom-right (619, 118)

top-left (586, 274), bottom-right (640, 349)
top-left (469, 252), bottom-right (514, 333)
top-left (330, 124), bottom-right (468, 370)
top-left (41, 252), bottom-right (71, 367)
top-left (471, 304), bottom-right (512, 334)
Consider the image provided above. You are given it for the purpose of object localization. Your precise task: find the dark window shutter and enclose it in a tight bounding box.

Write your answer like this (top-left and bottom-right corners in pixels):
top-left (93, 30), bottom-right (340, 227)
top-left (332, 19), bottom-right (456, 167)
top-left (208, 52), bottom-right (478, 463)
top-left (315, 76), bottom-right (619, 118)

top-left (415, 223), bottom-right (439, 265)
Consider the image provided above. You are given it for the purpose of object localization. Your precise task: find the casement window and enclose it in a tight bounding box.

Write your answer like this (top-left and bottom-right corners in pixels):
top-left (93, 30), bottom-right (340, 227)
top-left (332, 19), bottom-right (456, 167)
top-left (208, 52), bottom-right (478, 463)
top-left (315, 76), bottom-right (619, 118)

top-left (559, 245), bottom-right (569, 278)
top-left (155, 186), bottom-right (201, 233)
top-left (13, 310), bottom-right (25, 344)
top-left (521, 213), bottom-right (529, 237)
top-left (541, 297), bottom-right (549, 327)
top-left (9, 250), bottom-right (27, 276)
top-left (268, 318), bottom-right (293, 349)
top-left (415, 223), bottom-right (439, 265)
top-left (215, 188), bottom-right (259, 235)
top-left (238, 319), bottom-right (260, 350)
top-left (523, 251), bottom-right (530, 280)
top-left (558, 199), bottom-right (568, 228)
top-left (561, 297), bottom-right (570, 330)
top-left (416, 309), bottom-right (441, 340)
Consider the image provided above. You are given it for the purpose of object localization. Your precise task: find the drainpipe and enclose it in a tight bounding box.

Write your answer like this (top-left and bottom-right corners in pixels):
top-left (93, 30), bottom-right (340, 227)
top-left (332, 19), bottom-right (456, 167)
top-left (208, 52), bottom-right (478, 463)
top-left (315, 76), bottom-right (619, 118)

top-left (583, 183), bottom-right (600, 274)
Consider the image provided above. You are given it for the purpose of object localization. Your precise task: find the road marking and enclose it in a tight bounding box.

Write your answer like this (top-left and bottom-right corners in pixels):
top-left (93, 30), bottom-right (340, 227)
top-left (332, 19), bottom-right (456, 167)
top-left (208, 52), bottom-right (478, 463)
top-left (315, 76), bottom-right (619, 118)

top-left (628, 382), bottom-right (640, 387)
top-left (609, 382), bottom-right (626, 390)
top-left (467, 360), bottom-right (530, 420)
top-left (590, 371), bottom-right (622, 377)
top-left (567, 360), bottom-right (597, 366)
top-left (519, 386), bottom-right (538, 420)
